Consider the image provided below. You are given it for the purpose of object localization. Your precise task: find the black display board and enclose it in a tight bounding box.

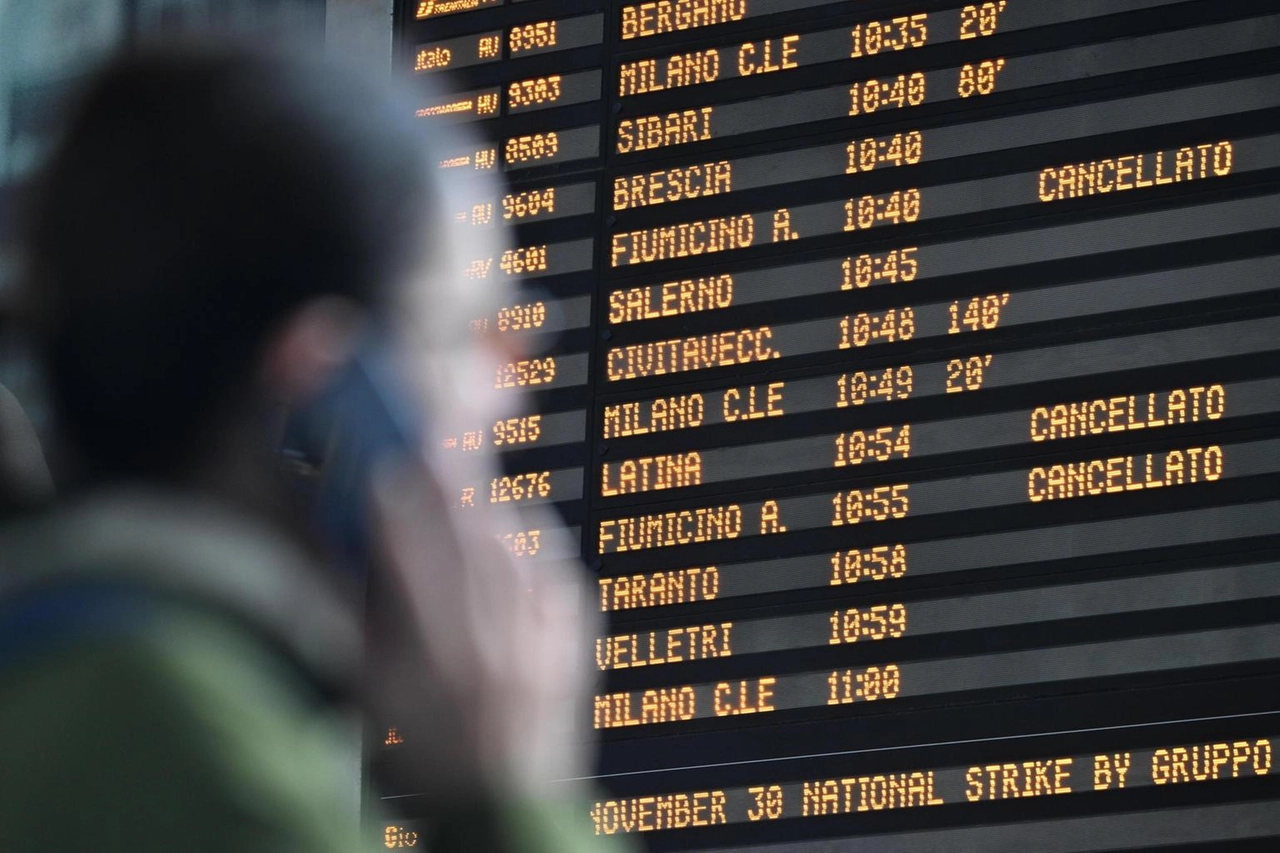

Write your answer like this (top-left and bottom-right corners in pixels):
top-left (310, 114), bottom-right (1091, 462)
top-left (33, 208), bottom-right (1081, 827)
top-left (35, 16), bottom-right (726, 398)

top-left (381, 1), bottom-right (1280, 849)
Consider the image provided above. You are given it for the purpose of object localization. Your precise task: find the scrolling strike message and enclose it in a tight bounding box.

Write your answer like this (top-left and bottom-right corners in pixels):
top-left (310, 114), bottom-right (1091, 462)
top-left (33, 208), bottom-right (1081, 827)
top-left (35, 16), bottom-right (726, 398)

top-left (590, 736), bottom-right (1275, 834)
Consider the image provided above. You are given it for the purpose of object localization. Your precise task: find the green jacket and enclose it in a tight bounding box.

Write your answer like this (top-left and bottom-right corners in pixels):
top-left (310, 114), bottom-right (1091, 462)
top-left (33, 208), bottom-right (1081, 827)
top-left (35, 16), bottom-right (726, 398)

top-left (0, 491), bottom-right (609, 852)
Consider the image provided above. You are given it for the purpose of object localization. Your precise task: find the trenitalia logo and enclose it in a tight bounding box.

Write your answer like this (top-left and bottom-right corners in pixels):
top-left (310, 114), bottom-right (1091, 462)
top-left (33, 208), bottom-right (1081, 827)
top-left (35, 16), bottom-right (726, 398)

top-left (415, 0), bottom-right (498, 19)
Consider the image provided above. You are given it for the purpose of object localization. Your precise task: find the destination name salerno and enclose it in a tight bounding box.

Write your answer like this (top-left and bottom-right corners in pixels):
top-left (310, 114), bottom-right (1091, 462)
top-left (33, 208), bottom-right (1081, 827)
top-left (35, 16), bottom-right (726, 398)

top-left (609, 274), bottom-right (734, 323)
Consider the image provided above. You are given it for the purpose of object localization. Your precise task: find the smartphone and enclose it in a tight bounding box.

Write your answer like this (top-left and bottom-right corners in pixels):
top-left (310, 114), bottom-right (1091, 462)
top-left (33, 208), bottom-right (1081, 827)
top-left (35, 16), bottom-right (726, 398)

top-left (280, 335), bottom-right (424, 573)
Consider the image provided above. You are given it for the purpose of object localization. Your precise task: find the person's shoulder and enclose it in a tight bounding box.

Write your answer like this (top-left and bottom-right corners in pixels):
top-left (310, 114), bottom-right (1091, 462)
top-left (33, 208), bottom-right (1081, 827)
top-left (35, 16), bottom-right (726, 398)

top-left (0, 488), bottom-right (368, 852)
top-left (0, 602), bottom-right (323, 765)
top-left (0, 607), bottom-right (364, 851)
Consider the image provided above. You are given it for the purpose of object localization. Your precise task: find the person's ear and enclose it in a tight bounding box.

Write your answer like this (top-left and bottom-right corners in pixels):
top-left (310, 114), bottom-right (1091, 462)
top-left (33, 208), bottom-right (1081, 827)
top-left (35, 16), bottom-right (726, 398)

top-left (260, 297), bottom-right (366, 400)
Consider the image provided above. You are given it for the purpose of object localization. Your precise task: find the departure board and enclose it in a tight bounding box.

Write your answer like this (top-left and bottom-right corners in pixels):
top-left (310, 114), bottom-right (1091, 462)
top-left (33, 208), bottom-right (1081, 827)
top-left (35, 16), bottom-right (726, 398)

top-left (378, 1), bottom-right (1280, 849)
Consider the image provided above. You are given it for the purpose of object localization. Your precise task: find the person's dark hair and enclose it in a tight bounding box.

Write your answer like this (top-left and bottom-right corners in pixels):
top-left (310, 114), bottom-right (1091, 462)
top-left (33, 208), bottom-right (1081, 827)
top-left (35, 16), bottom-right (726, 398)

top-left (22, 45), bottom-right (433, 483)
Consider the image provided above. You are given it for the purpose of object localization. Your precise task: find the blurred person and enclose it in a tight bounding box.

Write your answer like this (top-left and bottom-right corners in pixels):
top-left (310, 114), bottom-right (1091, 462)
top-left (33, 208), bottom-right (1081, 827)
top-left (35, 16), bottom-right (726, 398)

top-left (0, 45), bottom-right (610, 852)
